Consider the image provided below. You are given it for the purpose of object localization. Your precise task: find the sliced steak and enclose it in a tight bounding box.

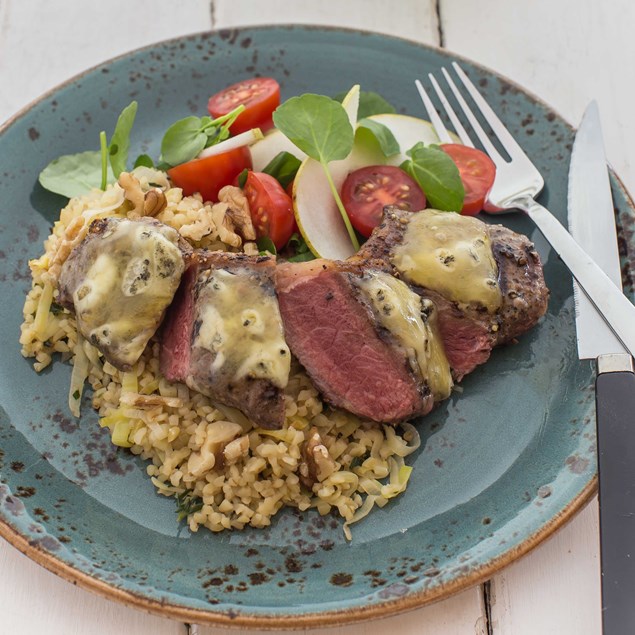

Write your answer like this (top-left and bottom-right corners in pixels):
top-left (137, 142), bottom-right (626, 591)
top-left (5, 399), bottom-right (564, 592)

top-left (276, 259), bottom-right (450, 423)
top-left (160, 252), bottom-right (290, 429)
top-left (57, 217), bottom-right (191, 371)
top-left (353, 207), bottom-right (549, 378)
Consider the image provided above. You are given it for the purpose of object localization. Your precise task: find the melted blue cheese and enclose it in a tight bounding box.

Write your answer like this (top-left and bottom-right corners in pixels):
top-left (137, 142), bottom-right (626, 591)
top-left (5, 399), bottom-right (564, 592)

top-left (391, 209), bottom-right (502, 312)
top-left (72, 219), bottom-right (184, 368)
top-left (193, 268), bottom-right (290, 388)
top-left (354, 270), bottom-right (453, 401)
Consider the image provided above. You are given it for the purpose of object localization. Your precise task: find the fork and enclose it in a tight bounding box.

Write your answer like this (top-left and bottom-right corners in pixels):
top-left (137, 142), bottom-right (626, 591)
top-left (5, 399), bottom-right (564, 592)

top-left (415, 62), bottom-right (635, 358)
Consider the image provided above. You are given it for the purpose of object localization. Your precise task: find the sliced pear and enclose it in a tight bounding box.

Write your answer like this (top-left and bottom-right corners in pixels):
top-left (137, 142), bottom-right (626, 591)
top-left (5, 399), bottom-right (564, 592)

top-left (292, 85), bottom-right (364, 260)
top-left (367, 113), bottom-right (440, 164)
top-left (250, 129), bottom-right (307, 172)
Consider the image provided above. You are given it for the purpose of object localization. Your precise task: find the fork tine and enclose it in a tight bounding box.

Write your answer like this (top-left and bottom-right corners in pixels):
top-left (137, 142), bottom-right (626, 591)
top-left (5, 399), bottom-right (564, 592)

top-left (428, 74), bottom-right (474, 148)
top-left (451, 62), bottom-right (528, 160)
top-left (440, 67), bottom-right (505, 165)
top-left (414, 79), bottom-right (453, 144)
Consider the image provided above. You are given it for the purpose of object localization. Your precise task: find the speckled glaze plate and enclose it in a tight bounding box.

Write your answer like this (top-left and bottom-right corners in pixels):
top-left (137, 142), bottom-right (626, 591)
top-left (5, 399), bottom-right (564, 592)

top-left (1, 25), bottom-right (634, 629)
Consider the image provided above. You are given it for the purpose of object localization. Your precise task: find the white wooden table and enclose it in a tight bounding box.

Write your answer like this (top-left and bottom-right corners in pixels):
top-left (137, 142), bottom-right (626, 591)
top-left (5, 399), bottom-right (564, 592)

top-left (3, 1), bottom-right (630, 633)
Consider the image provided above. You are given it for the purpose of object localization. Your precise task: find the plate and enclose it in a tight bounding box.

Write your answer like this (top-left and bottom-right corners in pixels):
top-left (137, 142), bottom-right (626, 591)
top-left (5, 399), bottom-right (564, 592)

top-left (0, 25), bottom-right (633, 628)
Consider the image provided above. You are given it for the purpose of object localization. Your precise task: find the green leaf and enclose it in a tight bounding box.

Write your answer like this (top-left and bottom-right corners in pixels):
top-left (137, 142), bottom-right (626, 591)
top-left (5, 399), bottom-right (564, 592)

top-left (39, 151), bottom-right (115, 198)
top-left (237, 168), bottom-right (249, 188)
top-left (286, 232), bottom-right (316, 262)
top-left (160, 116), bottom-right (209, 167)
top-left (401, 143), bottom-right (465, 211)
top-left (99, 131), bottom-right (108, 191)
top-left (262, 151), bottom-right (301, 188)
top-left (334, 90), bottom-right (397, 119)
top-left (109, 101), bottom-right (138, 177)
top-left (273, 94), bottom-right (354, 164)
top-left (256, 236), bottom-right (277, 255)
top-left (356, 118), bottom-right (400, 157)
top-left (133, 154), bottom-right (154, 169)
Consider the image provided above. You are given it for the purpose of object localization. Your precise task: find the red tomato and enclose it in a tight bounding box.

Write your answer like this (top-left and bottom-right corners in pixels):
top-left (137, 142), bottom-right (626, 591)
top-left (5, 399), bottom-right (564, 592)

top-left (340, 165), bottom-right (426, 237)
top-left (207, 78), bottom-right (280, 135)
top-left (243, 171), bottom-right (295, 250)
top-left (440, 144), bottom-right (496, 215)
top-left (167, 146), bottom-right (252, 203)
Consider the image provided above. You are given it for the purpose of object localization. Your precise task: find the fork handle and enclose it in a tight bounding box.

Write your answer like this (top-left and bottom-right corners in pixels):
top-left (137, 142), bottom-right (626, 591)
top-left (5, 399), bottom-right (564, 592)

top-left (517, 197), bottom-right (635, 356)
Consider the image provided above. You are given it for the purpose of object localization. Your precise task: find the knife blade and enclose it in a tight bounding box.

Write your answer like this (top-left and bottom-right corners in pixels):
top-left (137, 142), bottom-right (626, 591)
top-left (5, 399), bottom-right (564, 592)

top-left (568, 100), bottom-right (635, 634)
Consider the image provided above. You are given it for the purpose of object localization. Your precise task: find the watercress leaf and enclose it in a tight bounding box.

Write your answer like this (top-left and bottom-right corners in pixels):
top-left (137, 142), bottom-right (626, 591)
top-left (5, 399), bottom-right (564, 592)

top-left (262, 151), bottom-right (301, 188)
top-left (133, 154), bottom-right (154, 169)
top-left (273, 94), bottom-right (354, 164)
top-left (334, 90), bottom-right (397, 119)
top-left (401, 143), bottom-right (464, 211)
top-left (356, 118), bottom-right (400, 157)
top-left (161, 116), bottom-right (208, 166)
top-left (256, 236), bottom-right (277, 255)
top-left (39, 151), bottom-right (115, 198)
top-left (109, 101), bottom-right (137, 177)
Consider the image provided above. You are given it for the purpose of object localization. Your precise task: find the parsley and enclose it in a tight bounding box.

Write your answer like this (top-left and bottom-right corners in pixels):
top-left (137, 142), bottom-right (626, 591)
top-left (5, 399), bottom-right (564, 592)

top-left (175, 492), bottom-right (203, 522)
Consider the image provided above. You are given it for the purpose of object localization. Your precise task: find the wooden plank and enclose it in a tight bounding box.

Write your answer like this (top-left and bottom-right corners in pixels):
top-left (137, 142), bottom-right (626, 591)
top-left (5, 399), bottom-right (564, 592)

top-left (440, 0), bottom-right (635, 196)
top-left (1, 543), bottom-right (186, 635)
top-left (487, 500), bottom-right (601, 634)
top-left (0, 0), bottom-right (213, 124)
top-left (212, 0), bottom-right (440, 44)
top-left (193, 586), bottom-right (487, 635)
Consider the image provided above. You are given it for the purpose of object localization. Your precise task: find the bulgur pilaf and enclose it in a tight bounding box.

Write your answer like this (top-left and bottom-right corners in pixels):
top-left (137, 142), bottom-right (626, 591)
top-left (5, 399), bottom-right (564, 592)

top-left (20, 167), bottom-right (419, 539)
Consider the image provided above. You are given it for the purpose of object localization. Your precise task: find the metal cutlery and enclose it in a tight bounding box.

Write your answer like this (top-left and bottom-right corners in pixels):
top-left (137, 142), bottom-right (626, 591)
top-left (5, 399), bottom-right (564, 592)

top-left (568, 101), bottom-right (635, 634)
top-left (415, 63), bottom-right (635, 358)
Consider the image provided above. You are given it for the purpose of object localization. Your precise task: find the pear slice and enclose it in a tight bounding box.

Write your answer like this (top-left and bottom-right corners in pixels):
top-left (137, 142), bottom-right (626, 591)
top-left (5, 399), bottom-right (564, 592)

top-left (250, 129), bottom-right (307, 172)
top-left (291, 85), bottom-right (364, 260)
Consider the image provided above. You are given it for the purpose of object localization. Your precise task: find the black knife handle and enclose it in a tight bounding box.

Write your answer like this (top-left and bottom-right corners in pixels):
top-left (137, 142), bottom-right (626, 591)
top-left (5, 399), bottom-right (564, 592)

top-left (596, 363), bottom-right (635, 634)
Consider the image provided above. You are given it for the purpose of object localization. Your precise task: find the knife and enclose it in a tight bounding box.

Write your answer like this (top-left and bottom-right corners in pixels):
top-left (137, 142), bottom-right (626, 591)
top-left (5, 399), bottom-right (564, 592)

top-left (568, 100), bottom-right (635, 634)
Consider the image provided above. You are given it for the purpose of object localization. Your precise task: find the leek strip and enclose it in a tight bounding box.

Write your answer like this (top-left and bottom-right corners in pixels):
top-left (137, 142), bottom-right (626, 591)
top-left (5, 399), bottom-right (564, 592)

top-left (33, 282), bottom-right (53, 338)
top-left (68, 336), bottom-right (90, 417)
top-left (343, 494), bottom-right (378, 541)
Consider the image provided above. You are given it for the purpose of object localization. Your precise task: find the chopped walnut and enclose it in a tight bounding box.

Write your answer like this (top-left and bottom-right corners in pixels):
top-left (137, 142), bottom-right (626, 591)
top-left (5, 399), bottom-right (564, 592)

top-left (299, 427), bottom-right (338, 488)
top-left (210, 202), bottom-right (242, 248)
top-left (118, 172), bottom-right (167, 218)
top-left (218, 185), bottom-right (256, 241)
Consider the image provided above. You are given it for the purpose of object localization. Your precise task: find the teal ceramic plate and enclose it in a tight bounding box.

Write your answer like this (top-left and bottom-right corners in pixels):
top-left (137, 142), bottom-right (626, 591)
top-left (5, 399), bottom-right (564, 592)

top-left (1, 26), bottom-right (633, 628)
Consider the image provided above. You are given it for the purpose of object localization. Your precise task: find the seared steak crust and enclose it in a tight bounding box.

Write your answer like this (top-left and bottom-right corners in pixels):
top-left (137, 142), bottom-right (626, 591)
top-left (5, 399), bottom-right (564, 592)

top-left (353, 207), bottom-right (549, 378)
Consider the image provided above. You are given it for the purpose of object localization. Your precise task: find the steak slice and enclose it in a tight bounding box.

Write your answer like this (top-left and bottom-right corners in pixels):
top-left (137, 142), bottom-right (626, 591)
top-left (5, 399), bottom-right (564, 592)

top-left (57, 217), bottom-right (191, 371)
top-left (276, 259), bottom-right (446, 423)
top-left (160, 252), bottom-right (290, 429)
top-left (353, 207), bottom-right (549, 379)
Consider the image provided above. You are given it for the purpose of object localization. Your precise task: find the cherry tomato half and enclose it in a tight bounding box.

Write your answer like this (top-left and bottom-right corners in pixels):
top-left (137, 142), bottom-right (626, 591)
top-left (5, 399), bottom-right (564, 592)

top-left (167, 145), bottom-right (252, 203)
top-left (340, 165), bottom-right (426, 238)
top-left (243, 171), bottom-right (295, 250)
top-left (207, 78), bottom-right (280, 136)
top-left (440, 144), bottom-right (496, 216)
